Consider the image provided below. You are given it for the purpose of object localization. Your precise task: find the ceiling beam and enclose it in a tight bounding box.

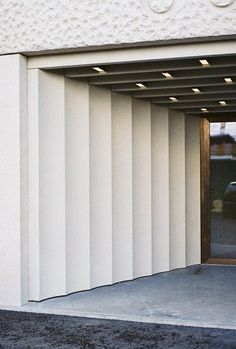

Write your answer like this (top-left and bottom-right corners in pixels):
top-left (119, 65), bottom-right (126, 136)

top-left (132, 86), bottom-right (236, 99)
top-left (203, 114), bottom-right (236, 121)
top-left (112, 77), bottom-right (235, 92)
top-left (65, 56), bottom-right (236, 78)
top-left (168, 102), bottom-right (236, 110)
top-left (151, 93), bottom-right (236, 104)
top-left (88, 67), bottom-right (236, 85)
top-left (185, 107), bottom-right (236, 114)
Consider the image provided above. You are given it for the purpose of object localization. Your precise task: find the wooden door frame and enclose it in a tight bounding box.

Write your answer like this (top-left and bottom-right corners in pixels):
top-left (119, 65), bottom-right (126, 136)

top-left (200, 114), bottom-right (236, 265)
top-left (200, 118), bottom-right (211, 263)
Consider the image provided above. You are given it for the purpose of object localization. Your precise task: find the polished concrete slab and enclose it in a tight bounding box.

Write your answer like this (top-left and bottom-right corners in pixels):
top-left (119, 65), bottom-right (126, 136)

top-left (1, 265), bottom-right (236, 330)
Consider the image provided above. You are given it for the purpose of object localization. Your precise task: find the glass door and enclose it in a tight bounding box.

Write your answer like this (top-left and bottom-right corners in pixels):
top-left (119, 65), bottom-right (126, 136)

top-left (210, 122), bottom-right (236, 259)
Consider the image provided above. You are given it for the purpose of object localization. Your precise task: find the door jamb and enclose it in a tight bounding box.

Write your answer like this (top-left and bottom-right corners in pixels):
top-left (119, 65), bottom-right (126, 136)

top-left (200, 118), bottom-right (211, 263)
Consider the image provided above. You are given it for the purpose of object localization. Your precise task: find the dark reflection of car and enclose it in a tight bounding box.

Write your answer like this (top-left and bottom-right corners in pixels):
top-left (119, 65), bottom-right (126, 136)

top-left (223, 182), bottom-right (236, 218)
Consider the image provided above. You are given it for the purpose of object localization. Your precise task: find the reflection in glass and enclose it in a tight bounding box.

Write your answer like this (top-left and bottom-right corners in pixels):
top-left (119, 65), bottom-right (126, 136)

top-left (210, 122), bottom-right (236, 259)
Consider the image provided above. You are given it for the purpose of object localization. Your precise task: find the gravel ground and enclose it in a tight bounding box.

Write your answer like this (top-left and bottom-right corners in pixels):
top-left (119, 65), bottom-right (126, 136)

top-left (0, 310), bottom-right (235, 349)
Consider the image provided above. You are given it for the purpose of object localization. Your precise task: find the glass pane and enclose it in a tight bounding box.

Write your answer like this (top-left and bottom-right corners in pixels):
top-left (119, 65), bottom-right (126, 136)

top-left (210, 122), bottom-right (236, 259)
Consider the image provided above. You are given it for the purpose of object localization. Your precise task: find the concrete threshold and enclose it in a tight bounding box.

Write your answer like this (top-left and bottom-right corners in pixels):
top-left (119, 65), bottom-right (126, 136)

top-left (1, 265), bottom-right (235, 330)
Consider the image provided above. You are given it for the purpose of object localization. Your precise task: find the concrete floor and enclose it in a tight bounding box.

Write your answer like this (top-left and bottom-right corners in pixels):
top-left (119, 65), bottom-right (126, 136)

top-left (2, 265), bottom-right (236, 330)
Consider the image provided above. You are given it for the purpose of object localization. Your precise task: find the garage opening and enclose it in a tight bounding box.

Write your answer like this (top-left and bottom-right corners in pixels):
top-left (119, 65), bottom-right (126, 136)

top-left (28, 44), bottom-right (236, 302)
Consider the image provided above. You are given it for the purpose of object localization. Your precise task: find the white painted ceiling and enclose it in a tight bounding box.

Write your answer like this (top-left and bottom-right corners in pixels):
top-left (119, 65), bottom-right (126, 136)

top-left (64, 54), bottom-right (236, 117)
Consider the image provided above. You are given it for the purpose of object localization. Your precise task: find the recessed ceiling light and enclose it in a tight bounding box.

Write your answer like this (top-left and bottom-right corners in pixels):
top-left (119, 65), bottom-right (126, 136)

top-left (136, 83), bottom-right (147, 89)
top-left (169, 97), bottom-right (178, 102)
top-left (199, 59), bottom-right (210, 67)
top-left (219, 101), bottom-right (227, 106)
top-left (92, 67), bottom-right (106, 73)
top-left (162, 72), bottom-right (173, 79)
top-left (192, 88), bottom-right (201, 94)
top-left (201, 108), bottom-right (208, 112)
top-left (224, 77), bottom-right (233, 84)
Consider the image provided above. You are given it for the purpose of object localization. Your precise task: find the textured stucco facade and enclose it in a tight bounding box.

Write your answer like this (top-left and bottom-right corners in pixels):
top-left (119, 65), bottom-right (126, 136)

top-left (0, 1), bottom-right (235, 307)
top-left (0, 0), bottom-right (236, 55)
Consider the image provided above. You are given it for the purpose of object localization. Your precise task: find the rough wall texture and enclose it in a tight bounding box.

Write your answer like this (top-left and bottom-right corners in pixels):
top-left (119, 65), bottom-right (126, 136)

top-left (0, 0), bottom-right (236, 55)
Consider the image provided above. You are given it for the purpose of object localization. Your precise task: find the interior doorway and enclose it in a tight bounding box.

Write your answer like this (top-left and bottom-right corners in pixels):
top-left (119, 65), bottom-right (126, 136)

top-left (201, 116), bottom-right (236, 264)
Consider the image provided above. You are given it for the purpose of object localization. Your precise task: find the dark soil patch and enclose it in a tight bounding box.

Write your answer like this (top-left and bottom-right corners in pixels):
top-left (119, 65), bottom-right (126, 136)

top-left (0, 310), bottom-right (235, 348)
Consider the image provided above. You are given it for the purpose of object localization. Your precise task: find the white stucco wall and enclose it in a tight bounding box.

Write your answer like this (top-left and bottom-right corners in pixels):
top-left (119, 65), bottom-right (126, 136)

top-left (0, 0), bottom-right (236, 55)
top-left (0, 54), bottom-right (28, 306)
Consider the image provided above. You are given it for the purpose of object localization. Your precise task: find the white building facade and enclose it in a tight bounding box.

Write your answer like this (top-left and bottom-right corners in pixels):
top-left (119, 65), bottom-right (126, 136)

top-left (0, 0), bottom-right (236, 306)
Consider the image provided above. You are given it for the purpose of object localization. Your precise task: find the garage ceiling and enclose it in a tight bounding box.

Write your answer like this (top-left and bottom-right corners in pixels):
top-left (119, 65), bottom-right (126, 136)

top-left (64, 54), bottom-right (236, 117)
